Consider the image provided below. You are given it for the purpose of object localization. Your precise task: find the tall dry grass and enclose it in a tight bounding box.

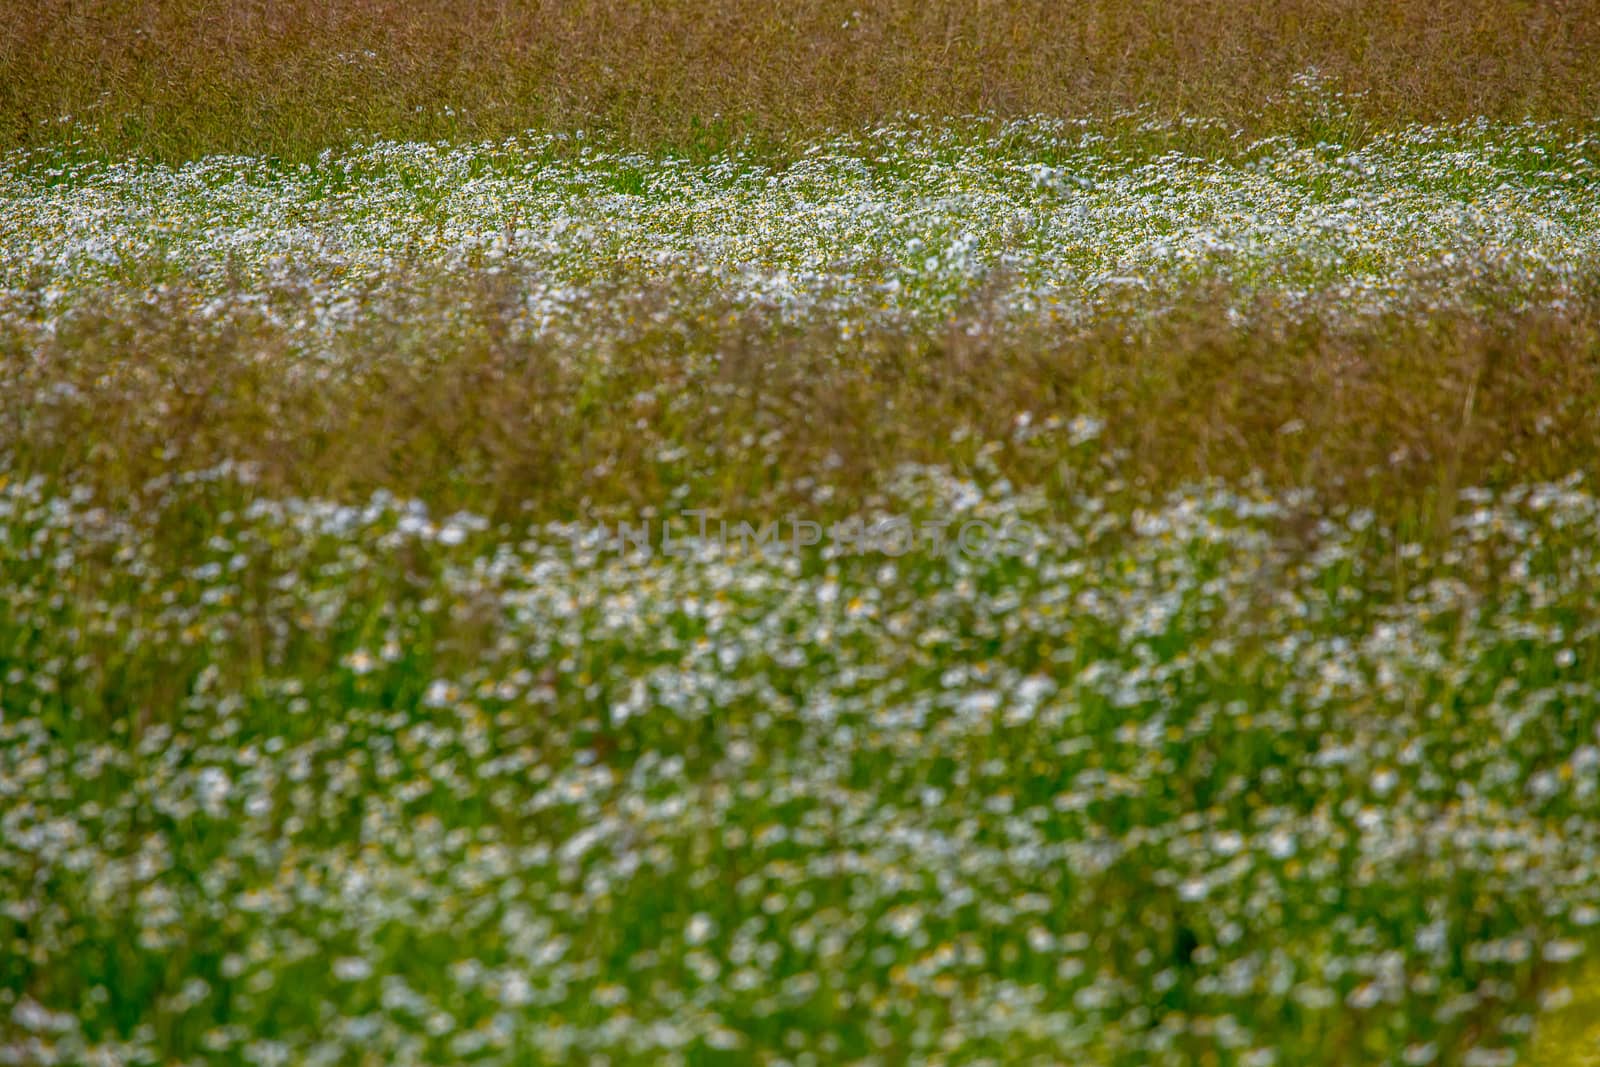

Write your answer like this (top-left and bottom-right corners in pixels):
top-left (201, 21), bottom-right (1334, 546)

top-left (7, 273), bottom-right (1599, 531)
top-left (5, 0), bottom-right (1600, 160)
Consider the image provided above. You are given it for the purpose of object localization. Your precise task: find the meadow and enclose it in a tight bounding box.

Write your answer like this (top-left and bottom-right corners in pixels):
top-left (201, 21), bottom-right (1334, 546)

top-left (7, 3), bottom-right (1600, 1065)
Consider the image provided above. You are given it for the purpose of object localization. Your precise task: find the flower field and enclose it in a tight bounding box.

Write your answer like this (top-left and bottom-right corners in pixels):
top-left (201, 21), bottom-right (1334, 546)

top-left (5, 87), bottom-right (1600, 1066)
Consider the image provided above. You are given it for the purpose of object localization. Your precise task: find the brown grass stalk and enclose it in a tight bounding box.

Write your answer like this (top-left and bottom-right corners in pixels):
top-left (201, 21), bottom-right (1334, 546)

top-left (6, 271), bottom-right (1599, 524)
top-left (5, 0), bottom-right (1600, 161)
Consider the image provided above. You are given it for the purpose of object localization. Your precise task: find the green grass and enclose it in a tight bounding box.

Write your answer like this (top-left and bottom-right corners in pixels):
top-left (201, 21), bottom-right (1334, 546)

top-left (6, 459), bottom-right (1600, 1064)
top-left (1534, 964), bottom-right (1600, 1065)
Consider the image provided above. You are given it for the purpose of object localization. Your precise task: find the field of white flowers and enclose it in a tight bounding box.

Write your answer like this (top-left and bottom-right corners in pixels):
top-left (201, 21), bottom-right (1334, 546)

top-left (4, 114), bottom-right (1600, 1065)
top-left (5, 116), bottom-right (1597, 350)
